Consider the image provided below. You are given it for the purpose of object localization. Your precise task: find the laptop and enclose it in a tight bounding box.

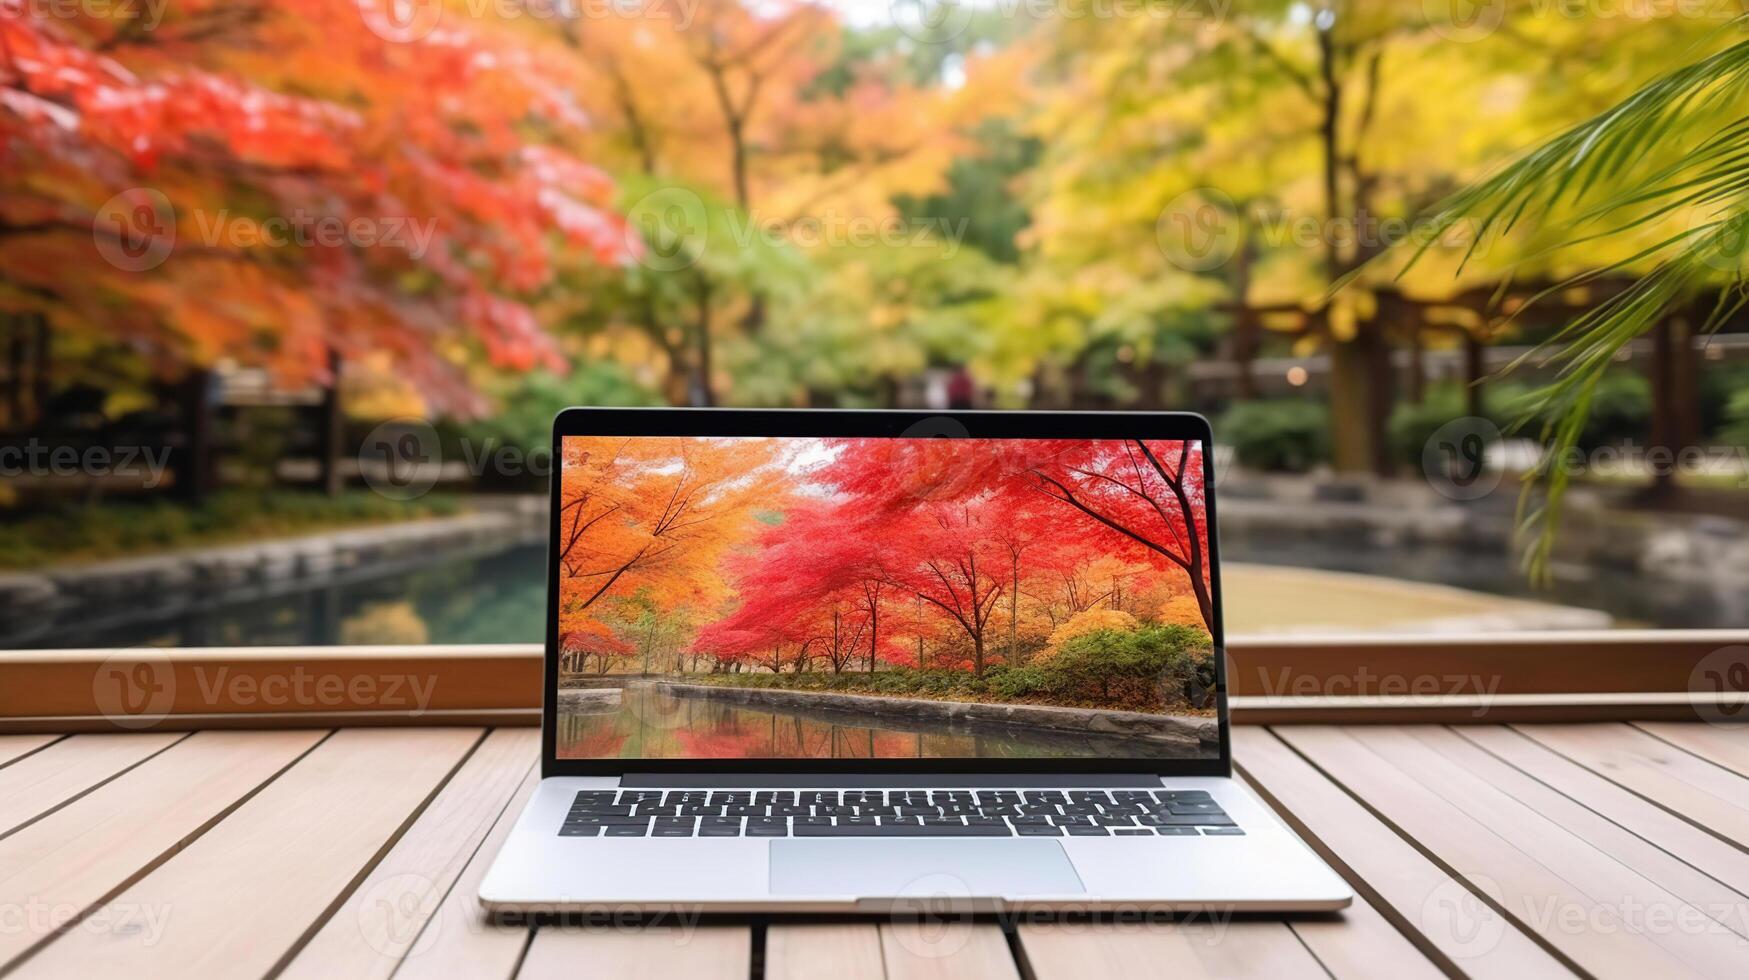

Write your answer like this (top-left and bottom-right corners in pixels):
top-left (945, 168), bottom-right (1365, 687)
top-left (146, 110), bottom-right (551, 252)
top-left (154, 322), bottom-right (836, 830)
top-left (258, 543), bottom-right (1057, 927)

top-left (480, 408), bottom-right (1352, 913)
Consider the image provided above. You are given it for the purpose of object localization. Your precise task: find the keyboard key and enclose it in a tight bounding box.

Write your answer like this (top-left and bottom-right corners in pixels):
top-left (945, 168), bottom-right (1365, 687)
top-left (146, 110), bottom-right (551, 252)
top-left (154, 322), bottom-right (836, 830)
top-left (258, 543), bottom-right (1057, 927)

top-left (569, 805), bottom-right (633, 817)
top-left (746, 817), bottom-right (788, 836)
top-left (604, 824), bottom-right (648, 837)
top-left (1112, 828), bottom-right (1152, 836)
top-left (1065, 825), bottom-right (1109, 836)
top-left (842, 792), bottom-right (883, 806)
top-left (618, 790), bottom-right (664, 804)
top-left (724, 805), bottom-right (763, 818)
top-left (1156, 790), bottom-right (1211, 802)
top-left (1069, 791), bottom-right (1111, 804)
top-left (795, 817), bottom-right (834, 829)
top-left (1155, 827), bottom-right (1201, 836)
top-left (651, 819), bottom-right (695, 838)
top-left (559, 825), bottom-right (602, 837)
top-left (770, 805), bottom-right (811, 818)
top-left (1167, 801), bottom-right (1226, 815)
top-left (1024, 791), bottom-right (1066, 803)
top-left (709, 792), bottom-right (752, 805)
top-left (635, 805), bottom-right (680, 818)
top-left (565, 814), bottom-right (649, 826)
top-left (573, 791), bottom-right (616, 803)
top-left (1202, 827), bottom-right (1246, 836)
top-left (666, 791), bottom-right (709, 805)
top-left (680, 805), bottom-right (724, 817)
top-left (755, 791), bottom-right (797, 805)
top-left (800, 791), bottom-right (838, 806)
top-left (1015, 824), bottom-right (1064, 836)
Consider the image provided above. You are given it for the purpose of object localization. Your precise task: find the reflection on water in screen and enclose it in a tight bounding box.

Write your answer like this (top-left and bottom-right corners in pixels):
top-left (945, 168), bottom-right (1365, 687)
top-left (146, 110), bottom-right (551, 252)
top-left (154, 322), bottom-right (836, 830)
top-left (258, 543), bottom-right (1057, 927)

top-left (555, 684), bottom-right (1207, 761)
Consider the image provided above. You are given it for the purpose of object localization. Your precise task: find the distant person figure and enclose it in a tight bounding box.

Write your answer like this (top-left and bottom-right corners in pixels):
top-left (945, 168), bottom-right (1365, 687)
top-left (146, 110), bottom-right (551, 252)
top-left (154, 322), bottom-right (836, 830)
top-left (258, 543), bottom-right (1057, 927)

top-left (946, 366), bottom-right (975, 410)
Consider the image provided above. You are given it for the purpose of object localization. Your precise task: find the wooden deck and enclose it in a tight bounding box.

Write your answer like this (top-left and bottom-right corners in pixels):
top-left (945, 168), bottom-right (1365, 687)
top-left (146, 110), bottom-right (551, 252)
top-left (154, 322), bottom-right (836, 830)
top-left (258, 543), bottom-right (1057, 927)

top-left (2, 723), bottom-right (1748, 979)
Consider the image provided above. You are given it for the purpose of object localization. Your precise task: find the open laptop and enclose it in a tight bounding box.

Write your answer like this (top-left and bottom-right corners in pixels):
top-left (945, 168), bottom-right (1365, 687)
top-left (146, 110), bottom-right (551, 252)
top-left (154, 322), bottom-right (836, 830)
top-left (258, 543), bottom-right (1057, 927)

top-left (480, 408), bottom-right (1352, 913)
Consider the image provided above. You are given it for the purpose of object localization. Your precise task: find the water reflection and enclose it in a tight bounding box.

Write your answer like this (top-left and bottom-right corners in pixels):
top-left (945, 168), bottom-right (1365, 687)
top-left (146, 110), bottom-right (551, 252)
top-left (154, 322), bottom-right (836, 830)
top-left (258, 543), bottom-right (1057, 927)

top-left (556, 684), bottom-right (1207, 760)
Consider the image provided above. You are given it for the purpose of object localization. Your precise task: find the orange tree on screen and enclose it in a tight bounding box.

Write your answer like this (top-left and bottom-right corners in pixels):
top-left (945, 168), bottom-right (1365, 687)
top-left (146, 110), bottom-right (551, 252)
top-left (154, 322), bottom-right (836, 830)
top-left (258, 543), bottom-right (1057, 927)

top-left (0, 0), bottom-right (629, 415)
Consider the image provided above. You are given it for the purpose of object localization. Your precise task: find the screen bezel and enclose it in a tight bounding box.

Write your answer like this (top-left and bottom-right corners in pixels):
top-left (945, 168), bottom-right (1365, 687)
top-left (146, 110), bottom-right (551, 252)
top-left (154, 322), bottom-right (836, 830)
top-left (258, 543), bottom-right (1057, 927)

top-left (542, 408), bottom-right (1230, 778)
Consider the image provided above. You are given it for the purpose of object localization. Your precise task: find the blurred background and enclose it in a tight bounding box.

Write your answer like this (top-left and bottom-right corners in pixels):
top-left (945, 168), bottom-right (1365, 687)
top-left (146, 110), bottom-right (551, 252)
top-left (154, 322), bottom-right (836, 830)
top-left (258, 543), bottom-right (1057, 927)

top-left (3, 0), bottom-right (1748, 650)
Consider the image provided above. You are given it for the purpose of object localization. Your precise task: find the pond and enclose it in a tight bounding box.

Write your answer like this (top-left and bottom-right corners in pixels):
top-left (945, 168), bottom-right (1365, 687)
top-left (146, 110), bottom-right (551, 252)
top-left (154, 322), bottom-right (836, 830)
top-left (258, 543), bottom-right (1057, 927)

top-left (556, 684), bottom-right (1204, 760)
top-left (6, 530), bottom-right (1741, 651)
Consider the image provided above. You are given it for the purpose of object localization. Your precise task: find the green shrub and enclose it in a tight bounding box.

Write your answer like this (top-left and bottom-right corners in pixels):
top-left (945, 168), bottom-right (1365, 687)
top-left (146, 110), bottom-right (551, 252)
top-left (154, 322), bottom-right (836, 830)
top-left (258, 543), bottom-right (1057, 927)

top-left (1218, 400), bottom-right (1328, 473)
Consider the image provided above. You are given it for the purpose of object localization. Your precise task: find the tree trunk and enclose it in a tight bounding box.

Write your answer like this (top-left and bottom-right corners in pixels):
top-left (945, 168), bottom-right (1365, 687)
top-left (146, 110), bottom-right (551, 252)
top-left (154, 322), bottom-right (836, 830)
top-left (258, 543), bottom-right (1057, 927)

top-left (1464, 331), bottom-right (1485, 420)
top-left (317, 349), bottom-right (345, 497)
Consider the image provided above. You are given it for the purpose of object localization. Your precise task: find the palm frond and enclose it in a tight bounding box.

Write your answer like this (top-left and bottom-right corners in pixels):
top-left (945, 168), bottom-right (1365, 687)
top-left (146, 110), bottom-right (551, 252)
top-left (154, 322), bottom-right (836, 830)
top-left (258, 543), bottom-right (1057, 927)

top-left (1386, 20), bottom-right (1749, 579)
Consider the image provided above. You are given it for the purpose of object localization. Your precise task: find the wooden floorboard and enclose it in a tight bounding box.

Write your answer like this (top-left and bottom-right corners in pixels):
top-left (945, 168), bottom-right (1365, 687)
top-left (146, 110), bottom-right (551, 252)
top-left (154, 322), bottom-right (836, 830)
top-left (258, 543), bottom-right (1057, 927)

top-left (390, 764), bottom-right (541, 980)
top-left (1018, 921), bottom-right (1326, 979)
top-left (1235, 727), bottom-right (1572, 979)
top-left (280, 728), bottom-right (540, 980)
top-left (0, 733), bottom-right (186, 837)
top-left (516, 925), bottom-right (750, 980)
top-left (766, 923), bottom-right (886, 980)
top-left (13, 728), bottom-right (482, 980)
top-left (1276, 725), bottom-right (1734, 979)
top-left (1515, 724), bottom-right (1749, 847)
top-left (880, 922), bottom-right (1018, 980)
top-left (9, 722), bottom-right (1747, 979)
top-left (0, 730), bottom-right (327, 971)
top-left (0, 734), bottom-right (60, 770)
top-left (1457, 726), bottom-right (1749, 899)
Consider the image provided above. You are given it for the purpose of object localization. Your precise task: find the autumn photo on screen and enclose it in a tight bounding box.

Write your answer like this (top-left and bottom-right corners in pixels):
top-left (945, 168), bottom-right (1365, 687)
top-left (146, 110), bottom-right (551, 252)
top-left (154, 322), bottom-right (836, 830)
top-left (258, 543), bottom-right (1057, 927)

top-left (554, 436), bottom-right (1217, 761)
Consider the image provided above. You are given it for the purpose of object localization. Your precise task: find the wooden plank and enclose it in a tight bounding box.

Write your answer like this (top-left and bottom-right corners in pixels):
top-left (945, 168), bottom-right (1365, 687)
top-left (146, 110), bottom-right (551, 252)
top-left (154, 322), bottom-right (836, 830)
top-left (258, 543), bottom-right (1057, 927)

top-left (280, 728), bottom-right (539, 980)
top-left (0, 730), bottom-right (327, 971)
top-left (1234, 727), bottom-right (1570, 980)
top-left (14, 727), bottom-right (482, 980)
top-left (0, 733), bottom-right (184, 835)
top-left (881, 922), bottom-right (1017, 980)
top-left (766, 923), bottom-right (885, 980)
top-left (1459, 726), bottom-right (1749, 900)
top-left (0, 735), bottom-right (58, 769)
top-left (1635, 723), bottom-right (1749, 779)
top-left (1018, 921), bottom-right (1324, 979)
top-left (391, 767), bottom-right (540, 980)
top-left (1516, 724), bottom-right (1749, 847)
top-left (1278, 725), bottom-right (1711, 980)
top-left (517, 926), bottom-right (750, 980)
top-left (1365, 725), bottom-right (1749, 971)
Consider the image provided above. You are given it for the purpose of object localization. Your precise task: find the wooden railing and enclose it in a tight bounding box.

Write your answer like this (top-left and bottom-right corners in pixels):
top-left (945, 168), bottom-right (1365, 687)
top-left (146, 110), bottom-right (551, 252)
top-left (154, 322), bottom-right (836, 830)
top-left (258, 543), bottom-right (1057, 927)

top-left (2, 630), bottom-right (1746, 732)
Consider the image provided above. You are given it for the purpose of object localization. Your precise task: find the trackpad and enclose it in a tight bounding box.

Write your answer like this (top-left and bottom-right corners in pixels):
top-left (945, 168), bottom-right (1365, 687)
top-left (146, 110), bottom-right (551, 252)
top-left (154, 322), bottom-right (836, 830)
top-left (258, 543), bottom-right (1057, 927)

top-left (769, 839), bottom-right (1085, 897)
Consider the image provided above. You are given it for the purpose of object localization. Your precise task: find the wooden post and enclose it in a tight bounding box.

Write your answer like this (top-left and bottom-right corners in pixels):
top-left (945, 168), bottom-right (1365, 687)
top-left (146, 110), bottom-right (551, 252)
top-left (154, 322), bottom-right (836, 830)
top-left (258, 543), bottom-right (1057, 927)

top-left (1463, 330), bottom-right (1485, 420)
top-left (317, 349), bottom-right (345, 497)
top-left (172, 369), bottom-right (217, 502)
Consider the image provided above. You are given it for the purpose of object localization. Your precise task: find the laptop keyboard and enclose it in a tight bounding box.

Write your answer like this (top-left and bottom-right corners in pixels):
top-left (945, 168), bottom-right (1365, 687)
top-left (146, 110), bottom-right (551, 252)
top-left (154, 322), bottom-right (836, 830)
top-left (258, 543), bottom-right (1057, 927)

top-left (559, 789), bottom-right (1242, 838)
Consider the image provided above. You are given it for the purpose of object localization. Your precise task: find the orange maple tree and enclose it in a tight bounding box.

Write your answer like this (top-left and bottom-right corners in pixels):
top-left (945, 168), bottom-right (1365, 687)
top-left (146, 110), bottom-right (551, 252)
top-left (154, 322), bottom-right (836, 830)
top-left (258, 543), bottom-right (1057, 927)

top-left (0, 0), bottom-right (630, 413)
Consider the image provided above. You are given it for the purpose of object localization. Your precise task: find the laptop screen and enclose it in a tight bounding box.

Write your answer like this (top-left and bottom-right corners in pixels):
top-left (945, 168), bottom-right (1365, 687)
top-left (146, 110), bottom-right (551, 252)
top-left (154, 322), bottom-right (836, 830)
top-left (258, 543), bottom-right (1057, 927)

top-left (553, 434), bottom-right (1219, 762)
